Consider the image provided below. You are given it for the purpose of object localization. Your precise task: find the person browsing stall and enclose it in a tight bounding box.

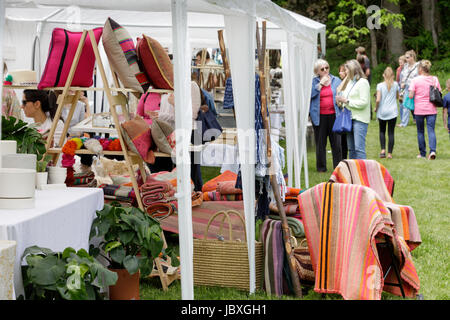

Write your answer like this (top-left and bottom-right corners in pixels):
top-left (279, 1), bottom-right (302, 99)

top-left (310, 59), bottom-right (342, 172)
top-left (335, 59), bottom-right (371, 160)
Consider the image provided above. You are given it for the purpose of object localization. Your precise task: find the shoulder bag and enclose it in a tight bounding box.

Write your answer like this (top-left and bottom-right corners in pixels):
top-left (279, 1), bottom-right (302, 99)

top-left (429, 76), bottom-right (443, 107)
top-left (332, 80), bottom-right (357, 133)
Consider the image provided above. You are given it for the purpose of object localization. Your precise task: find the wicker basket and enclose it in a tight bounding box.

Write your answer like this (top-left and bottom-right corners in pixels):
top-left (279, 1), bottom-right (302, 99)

top-left (193, 210), bottom-right (264, 291)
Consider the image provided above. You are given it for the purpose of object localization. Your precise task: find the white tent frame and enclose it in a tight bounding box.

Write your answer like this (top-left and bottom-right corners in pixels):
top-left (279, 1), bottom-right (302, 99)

top-left (1, 0), bottom-right (325, 300)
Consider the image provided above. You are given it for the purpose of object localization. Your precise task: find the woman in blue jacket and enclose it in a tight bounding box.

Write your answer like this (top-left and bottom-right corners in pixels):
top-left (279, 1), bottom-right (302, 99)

top-left (310, 59), bottom-right (342, 172)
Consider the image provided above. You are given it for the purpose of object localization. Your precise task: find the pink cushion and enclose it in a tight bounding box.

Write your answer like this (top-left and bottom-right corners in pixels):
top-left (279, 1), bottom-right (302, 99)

top-left (38, 27), bottom-right (103, 89)
top-left (136, 92), bottom-right (161, 126)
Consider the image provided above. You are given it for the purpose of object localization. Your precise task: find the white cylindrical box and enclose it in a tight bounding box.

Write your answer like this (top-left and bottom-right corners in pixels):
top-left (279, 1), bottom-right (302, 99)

top-left (2, 154), bottom-right (37, 170)
top-left (0, 168), bottom-right (36, 199)
top-left (0, 141), bottom-right (17, 156)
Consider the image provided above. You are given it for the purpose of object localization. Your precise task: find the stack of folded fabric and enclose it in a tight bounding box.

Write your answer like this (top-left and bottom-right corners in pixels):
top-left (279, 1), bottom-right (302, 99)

top-left (72, 171), bottom-right (96, 187)
top-left (202, 179), bottom-right (243, 201)
top-left (269, 198), bottom-right (300, 215)
top-left (268, 214), bottom-right (305, 238)
top-left (99, 183), bottom-right (136, 203)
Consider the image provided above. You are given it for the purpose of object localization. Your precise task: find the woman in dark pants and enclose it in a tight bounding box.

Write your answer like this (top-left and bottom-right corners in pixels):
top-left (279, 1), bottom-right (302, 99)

top-left (310, 59), bottom-right (343, 172)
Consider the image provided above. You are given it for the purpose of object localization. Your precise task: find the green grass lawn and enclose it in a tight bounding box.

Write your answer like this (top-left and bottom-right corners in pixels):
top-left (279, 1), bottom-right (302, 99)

top-left (139, 112), bottom-right (449, 300)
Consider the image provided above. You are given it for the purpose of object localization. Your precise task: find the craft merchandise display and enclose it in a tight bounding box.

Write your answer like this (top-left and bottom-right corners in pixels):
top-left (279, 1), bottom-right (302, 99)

top-left (193, 210), bottom-right (264, 291)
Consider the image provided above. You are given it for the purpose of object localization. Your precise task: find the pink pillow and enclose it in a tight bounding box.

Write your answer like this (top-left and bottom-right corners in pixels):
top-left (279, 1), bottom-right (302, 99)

top-left (38, 27), bottom-right (103, 89)
top-left (136, 92), bottom-right (161, 126)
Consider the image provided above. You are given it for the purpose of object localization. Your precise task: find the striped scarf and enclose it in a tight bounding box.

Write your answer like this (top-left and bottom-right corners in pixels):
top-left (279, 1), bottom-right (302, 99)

top-left (298, 182), bottom-right (420, 300)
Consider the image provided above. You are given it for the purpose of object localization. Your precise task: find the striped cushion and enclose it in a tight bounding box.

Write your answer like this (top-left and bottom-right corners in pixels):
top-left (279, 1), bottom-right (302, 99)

top-left (102, 17), bottom-right (149, 93)
top-left (38, 27), bottom-right (103, 89)
top-left (137, 34), bottom-right (174, 90)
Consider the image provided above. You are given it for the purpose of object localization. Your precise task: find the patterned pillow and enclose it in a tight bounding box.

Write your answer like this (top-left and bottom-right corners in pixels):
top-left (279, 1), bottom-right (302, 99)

top-left (136, 35), bottom-right (174, 90)
top-left (102, 17), bottom-right (150, 93)
top-left (151, 119), bottom-right (174, 155)
top-left (121, 115), bottom-right (155, 164)
top-left (38, 27), bottom-right (103, 89)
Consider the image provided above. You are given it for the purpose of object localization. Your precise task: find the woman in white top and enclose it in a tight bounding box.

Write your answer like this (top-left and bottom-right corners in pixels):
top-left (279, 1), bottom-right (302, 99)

top-left (375, 67), bottom-right (399, 159)
top-left (60, 90), bottom-right (85, 137)
top-left (399, 50), bottom-right (419, 127)
top-left (22, 90), bottom-right (64, 148)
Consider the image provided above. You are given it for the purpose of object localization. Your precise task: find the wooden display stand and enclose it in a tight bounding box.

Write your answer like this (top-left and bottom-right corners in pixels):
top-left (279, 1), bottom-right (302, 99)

top-left (42, 29), bottom-right (179, 291)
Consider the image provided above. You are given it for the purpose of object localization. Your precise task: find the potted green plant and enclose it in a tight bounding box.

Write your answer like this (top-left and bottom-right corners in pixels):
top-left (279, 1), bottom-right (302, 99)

top-left (1, 115), bottom-right (47, 161)
top-left (20, 245), bottom-right (118, 300)
top-left (89, 203), bottom-right (177, 300)
top-left (35, 155), bottom-right (52, 188)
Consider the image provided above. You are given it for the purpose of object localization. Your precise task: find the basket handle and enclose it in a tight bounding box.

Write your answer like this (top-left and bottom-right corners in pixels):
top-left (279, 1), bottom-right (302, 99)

top-left (204, 210), bottom-right (247, 241)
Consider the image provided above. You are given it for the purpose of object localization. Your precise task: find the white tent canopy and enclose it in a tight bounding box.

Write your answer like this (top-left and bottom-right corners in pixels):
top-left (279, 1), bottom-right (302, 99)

top-left (1, 0), bottom-right (325, 300)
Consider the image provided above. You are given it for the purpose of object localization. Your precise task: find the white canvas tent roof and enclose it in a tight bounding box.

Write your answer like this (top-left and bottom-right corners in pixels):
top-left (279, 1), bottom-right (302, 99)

top-left (1, 0), bottom-right (325, 300)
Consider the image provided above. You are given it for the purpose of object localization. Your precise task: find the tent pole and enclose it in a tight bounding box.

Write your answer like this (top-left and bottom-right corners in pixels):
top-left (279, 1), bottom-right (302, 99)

top-left (256, 21), bottom-right (303, 298)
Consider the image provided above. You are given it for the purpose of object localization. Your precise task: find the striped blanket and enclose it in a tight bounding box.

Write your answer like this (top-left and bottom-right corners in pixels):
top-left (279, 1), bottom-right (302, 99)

top-left (269, 200), bottom-right (299, 215)
top-left (298, 182), bottom-right (420, 300)
top-left (329, 159), bottom-right (421, 250)
top-left (99, 184), bottom-right (136, 202)
top-left (260, 219), bottom-right (286, 297)
top-left (329, 159), bottom-right (394, 202)
top-left (203, 192), bottom-right (243, 201)
top-left (268, 215), bottom-right (305, 238)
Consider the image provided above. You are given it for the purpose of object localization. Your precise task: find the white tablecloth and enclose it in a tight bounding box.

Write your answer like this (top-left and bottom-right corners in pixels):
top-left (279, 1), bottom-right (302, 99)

top-left (0, 188), bottom-right (104, 299)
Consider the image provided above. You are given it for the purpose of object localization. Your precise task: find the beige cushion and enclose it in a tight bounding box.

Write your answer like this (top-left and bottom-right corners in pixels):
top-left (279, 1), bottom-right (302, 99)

top-left (151, 119), bottom-right (174, 155)
top-left (102, 17), bottom-right (149, 93)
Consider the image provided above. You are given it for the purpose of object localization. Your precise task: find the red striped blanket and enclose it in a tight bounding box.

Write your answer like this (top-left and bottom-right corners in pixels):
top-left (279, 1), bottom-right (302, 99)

top-left (329, 159), bottom-right (421, 250)
top-left (298, 182), bottom-right (420, 300)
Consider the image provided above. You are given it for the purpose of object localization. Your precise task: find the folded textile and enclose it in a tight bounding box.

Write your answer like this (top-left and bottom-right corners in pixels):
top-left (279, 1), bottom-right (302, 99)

top-left (100, 184), bottom-right (136, 201)
top-left (298, 182), bottom-right (420, 300)
top-left (191, 191), bottom-right (203, 207)
top-left (73, 171), bottom-right (95, 185)
top-left (261, 219), bottom-right (285, 297)
top-left (269, 201), bottom-right (299, 215)
top-left (203, 191), bottom-right (243, 201)
top-left (216, 181), bottom-right (242, 195)
top-left (146, 202), bottom-right (177, 220)
top-left (268, 215), bottom-right (305, 238)
top-left (202, 170), bottom-right (237, 192)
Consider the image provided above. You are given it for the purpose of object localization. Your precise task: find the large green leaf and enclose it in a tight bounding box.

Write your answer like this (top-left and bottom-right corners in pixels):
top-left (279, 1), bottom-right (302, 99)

top-left (123, 256), bottom-right (139, 275)
top-left (109, 246), bottom-right (125, 264)
top-left (29, 256), bottom-right (66, 286)
top-left (104, 241), bottom-right (122, 253)
top-left (119, 230), bottom-right (135, 245)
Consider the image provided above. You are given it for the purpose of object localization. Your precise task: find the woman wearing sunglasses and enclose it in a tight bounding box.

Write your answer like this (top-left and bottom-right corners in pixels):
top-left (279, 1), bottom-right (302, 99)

top-left (310, 59), bottom-right (343, 172)
top-left (21, 89), bottom-right (64, 148)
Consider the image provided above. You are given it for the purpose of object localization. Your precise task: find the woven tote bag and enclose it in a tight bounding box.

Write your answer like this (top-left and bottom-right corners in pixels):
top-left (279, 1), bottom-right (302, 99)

top-left (193, 210), bottom-right (264, 291)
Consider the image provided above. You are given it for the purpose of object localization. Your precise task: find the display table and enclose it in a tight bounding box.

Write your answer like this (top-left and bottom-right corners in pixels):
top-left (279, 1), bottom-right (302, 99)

top-left (0, 188), bottom-right (104, 299)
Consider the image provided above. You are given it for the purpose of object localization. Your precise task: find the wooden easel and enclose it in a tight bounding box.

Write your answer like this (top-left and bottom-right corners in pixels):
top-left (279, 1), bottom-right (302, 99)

top-left (43, 29), bottom-right (179, 291)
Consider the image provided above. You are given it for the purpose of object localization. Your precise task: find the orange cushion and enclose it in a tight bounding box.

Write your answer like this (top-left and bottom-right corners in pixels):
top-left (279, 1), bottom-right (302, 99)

top-left (136, 34), bottom-right (174, 90)
top-left (201, 170), bottom-right (237, 193)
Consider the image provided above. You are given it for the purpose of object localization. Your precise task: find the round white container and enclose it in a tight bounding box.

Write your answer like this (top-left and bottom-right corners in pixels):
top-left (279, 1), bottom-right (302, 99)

top-left (0, 141), bottom-right (17, 156)
top-left (48, 167), bottom-right (67, 184)
top-left (36, 172), bottom-right (48, 188)
top-left (0, 198), bottom-right (35, 210)
top-left (0, 168), bottom-right (36, 199)
top-left (2, 154), bottom-right (37, 170)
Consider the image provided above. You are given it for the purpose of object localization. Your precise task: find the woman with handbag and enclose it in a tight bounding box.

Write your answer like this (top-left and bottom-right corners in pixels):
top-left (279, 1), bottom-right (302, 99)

top-left (335, 59), bottom-right (371, 160)
top-left (408, 60), bottom-right (441, 160)
top-left (309, 59), bottom-right (342, 172)
top-left (374, 67), bottom-right (399, 159)
top-left (398, 50), bottom-right (419, 127)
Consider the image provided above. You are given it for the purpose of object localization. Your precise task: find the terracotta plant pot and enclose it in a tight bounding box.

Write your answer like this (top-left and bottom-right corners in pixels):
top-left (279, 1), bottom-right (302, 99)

top-left (108, 268), bottom-right (140, 300)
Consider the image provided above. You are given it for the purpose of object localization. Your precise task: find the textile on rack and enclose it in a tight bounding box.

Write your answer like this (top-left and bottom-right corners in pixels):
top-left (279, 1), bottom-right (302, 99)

top-left (201, 170), bottom-right (237, 193)
top-left (269, 200), bottom-right (300, 216)
top-left (298, 182), bottom-right (420, 300)
top-left (268, 215), bottom-right (305, 238)
top-left (216, 181), bottom-right (242, 195)
top-left (203, 192), bottom-right (243, 201)
top-left (73, 171), bottom-right (96, 186)
top-left (140, 178), bottom-right (175, 207)
top-left (260, 219), bottom-right (285, 297)
top-left (99, 183), bottom-right (136, 203)
top-left (158, 201), bottom-right (246, 240)
top-left (329, 159), bottom-right (421, 250)
top-left (145, 202), bottom-right (178, 220)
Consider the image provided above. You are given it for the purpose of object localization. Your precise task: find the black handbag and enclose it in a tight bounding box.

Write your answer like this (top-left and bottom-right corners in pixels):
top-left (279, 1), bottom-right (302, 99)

top-left (430, 77), bottom-right (443, 107)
